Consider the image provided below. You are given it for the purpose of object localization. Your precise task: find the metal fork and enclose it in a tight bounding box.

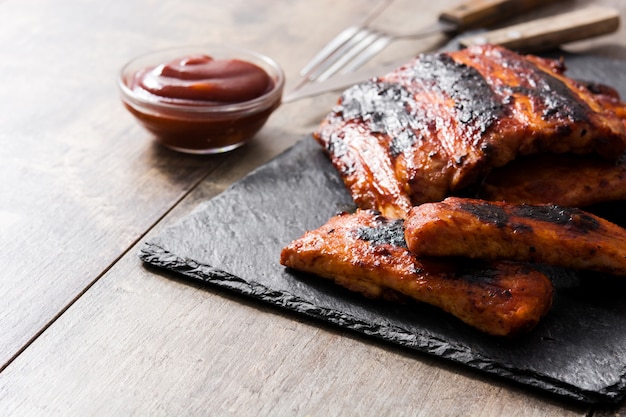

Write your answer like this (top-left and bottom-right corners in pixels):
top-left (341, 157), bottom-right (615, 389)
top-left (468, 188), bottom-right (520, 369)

top-left (307, 24), bottom-right (455, 83)
top-left (295, 0), bottom-right (400, 87)
top-left (294, 0), bottom-right (567, 89)
top-left (296, 0), bottom-right (456, 86)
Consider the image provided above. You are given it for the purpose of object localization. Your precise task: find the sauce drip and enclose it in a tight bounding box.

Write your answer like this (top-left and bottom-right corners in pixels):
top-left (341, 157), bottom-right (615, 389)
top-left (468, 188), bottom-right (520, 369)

top-left (133, 54), bottom-right (272, 103)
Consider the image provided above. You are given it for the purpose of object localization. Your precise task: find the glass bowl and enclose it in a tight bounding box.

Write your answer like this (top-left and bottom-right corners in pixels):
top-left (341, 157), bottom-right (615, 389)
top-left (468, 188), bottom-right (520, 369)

top-left (118, 45), bottom-right (285, 154)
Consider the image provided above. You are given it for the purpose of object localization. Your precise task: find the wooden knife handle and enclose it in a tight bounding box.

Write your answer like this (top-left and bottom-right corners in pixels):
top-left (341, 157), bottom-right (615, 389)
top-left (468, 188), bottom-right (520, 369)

top-left (458, 6), bottom-right (620, 52)
top-left (440, 0), bottom-right (564, 30)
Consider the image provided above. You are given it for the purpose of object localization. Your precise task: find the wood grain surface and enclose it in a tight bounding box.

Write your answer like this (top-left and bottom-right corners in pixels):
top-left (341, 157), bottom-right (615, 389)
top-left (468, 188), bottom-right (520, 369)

top-left (0, 0), bottom-right (625, 415)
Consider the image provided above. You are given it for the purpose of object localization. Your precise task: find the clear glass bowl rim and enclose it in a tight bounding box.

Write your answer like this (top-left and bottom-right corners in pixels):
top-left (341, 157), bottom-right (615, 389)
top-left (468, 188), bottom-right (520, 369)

top-left (118, 44), bottom-right (285, 116)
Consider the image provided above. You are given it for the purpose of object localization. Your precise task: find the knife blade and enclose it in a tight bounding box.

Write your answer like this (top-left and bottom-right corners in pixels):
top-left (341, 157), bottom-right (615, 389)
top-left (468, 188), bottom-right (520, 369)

top-left (283, 5), bottom-right (621, 103)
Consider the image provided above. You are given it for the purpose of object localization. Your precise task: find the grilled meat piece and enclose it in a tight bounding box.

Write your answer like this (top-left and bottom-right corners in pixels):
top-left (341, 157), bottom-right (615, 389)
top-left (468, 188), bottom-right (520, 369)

top-left (280, 209), bottom-right (553, 337)
top-left (404, 197), bottom-right (626, 276)
top-left (579, 80), bottom-right (626, 125)
top-left (314, 44), bottom-right (626, 218)
top-left (478, 153), bottom-right (626, 207)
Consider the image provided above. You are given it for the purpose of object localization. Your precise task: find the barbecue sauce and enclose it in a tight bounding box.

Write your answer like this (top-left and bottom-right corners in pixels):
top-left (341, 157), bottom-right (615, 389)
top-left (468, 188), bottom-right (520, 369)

top-left (123, 53), bottom-right (281, 153)
top-left (131, 54), bottom-right (273, 103)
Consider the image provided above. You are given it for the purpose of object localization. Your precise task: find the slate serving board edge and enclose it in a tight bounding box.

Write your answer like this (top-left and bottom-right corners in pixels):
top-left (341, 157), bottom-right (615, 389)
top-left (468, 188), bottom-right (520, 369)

top-left (138, 51), bottom-right (626, 406)
top-left (139, 239), bottom-right (614, 405)
top-left (138, 133), bottom-right (626, 404)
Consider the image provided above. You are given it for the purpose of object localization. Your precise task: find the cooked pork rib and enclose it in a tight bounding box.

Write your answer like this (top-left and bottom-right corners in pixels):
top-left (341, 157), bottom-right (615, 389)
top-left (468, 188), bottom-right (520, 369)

top-left (280, 209), bottom-right (553, 337)
top-left (404, 197), bottom-right (626, 276)
top-left (314, 44), bottom-right (626, 218)
top-left (478, 154), bottom-right (626, 207)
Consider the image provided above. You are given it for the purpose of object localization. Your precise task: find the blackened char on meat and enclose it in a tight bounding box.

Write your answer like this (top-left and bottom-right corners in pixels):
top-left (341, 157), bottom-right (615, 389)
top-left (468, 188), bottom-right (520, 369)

top-left (314, 44), bottom-right (626, 218)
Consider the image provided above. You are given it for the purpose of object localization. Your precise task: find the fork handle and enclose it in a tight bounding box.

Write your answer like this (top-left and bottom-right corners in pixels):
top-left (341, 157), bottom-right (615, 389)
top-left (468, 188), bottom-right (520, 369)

top-left (440, 0), bottom-right (563, 30)
top-left (458, 6), bottom-right (620, 52)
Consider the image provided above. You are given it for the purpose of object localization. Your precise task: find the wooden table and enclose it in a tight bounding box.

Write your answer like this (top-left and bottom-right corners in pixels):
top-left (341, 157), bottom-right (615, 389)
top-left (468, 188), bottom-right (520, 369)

top-left (1, 0), bottom-right (625, 415)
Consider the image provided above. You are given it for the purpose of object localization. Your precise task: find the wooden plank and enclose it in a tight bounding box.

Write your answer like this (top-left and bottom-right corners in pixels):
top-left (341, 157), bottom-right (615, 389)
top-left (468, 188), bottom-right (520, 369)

top-left (458, 6), bottom-right (621, 51)
top-left (0, 0), bottom-right (225, 368)
top-left (0, 0), bottom-right (450, 371)
top-left (0, 187), bottom-right (590, 416)
top-left (1, 0), bottom-right (625, 415)
top-left (0, 0), bottom-right (377, 369)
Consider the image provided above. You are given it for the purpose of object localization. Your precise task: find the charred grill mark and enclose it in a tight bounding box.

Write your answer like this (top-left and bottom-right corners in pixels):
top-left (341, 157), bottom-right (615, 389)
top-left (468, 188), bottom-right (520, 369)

top-left (459, 200), bottom-right (510, 228)
top-left (497, 52), bottom-right (591, 123)
top-left (390, 130), bottom-right (420, 158)
top-left (355, 217), bottom-right (407, 248)
top-left (458, 200), bottom-right (601, 232)
top-left (327, 132), bottom-right (346, 155)
top-left (338, 53), bottom-right (505, 158)
top-left (511, 205), bottom-right (601, 231)
top-left (410, 53), bottom-right (503, 140)
top-left (339, 81), bottom-right (418, 158)
top-left (511, 223), bottom-right (533, 233)
top-left (510, 204), bottom-right (570, 224)
top-left (327, 132), bottom-right (354, 176)
top-left (448, 259), bottom-right (507, 288)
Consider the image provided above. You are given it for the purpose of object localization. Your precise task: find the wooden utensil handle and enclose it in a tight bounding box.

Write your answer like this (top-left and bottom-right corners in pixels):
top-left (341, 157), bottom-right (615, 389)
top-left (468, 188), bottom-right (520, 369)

top-left (440, 0), bottom-right (563, 29)
top-left (458, 6), bottom-right (620, 52)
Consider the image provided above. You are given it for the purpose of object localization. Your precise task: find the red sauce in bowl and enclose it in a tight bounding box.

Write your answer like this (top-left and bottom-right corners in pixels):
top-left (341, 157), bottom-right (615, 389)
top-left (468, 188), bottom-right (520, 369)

top-left (132, 55), bottom-right (273, 103)
top-left (119, 48), bottom-right (284, 154)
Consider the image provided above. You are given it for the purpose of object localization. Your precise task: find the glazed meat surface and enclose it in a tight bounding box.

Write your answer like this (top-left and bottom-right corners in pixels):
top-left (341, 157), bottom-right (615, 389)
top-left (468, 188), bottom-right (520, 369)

top-left (478, 154), bottom-right (626, 207)
top-left (280, 209), bottom-right (553, 337)
top-left (314, 44), bottom-right (626, 218)
top-left (404, 197), bottom-right (626, 276)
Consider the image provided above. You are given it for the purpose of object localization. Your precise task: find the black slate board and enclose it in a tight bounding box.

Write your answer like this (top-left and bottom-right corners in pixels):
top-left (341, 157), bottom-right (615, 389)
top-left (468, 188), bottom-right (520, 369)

top-left (139, 52), bottom-right (626, 405)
